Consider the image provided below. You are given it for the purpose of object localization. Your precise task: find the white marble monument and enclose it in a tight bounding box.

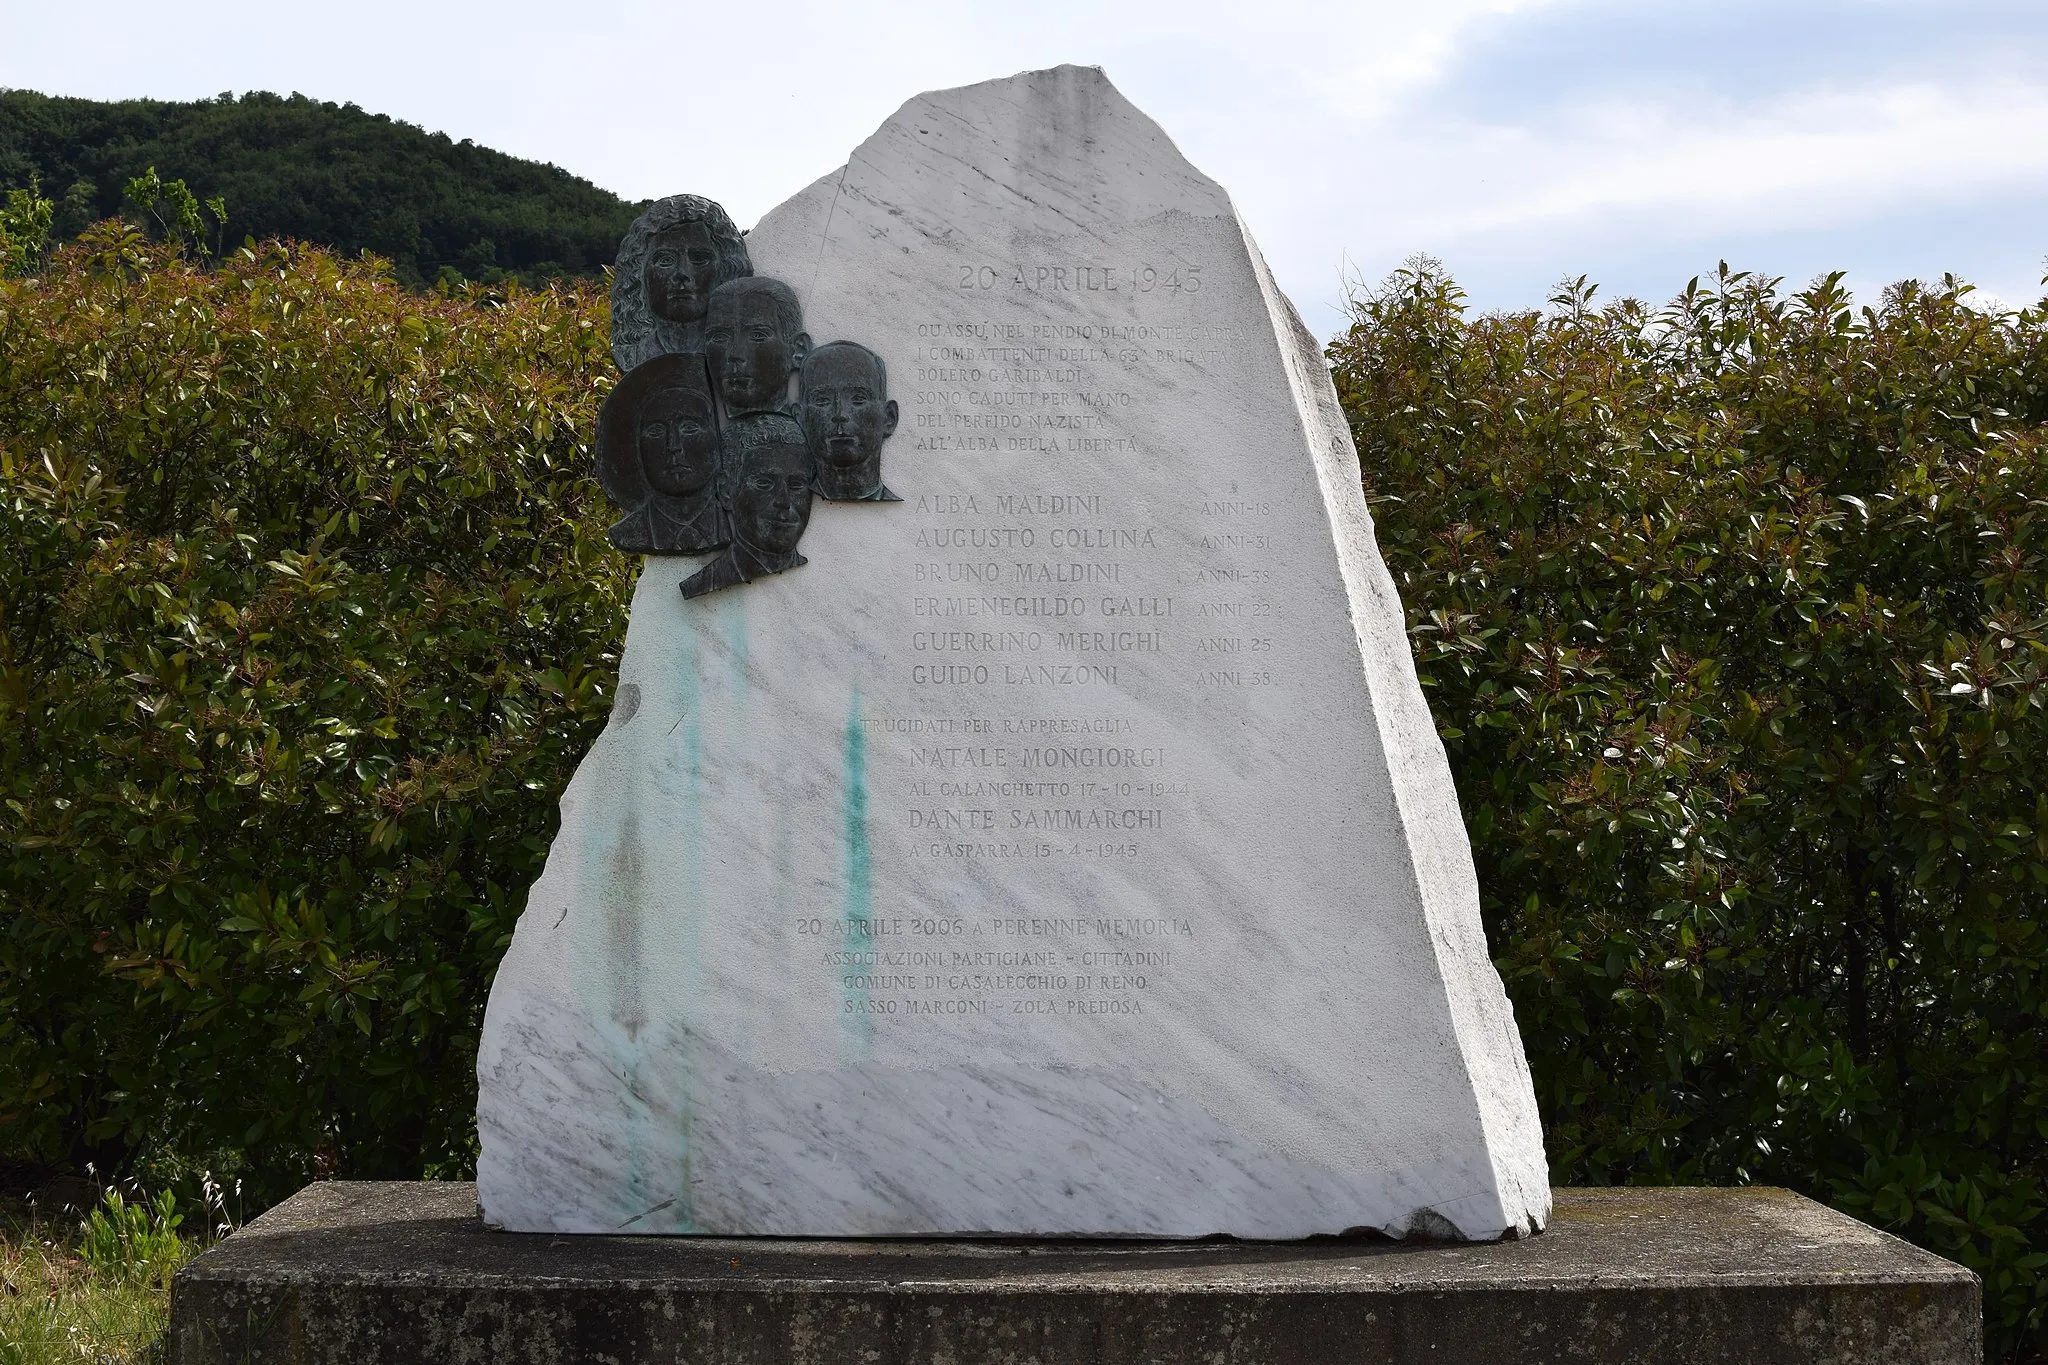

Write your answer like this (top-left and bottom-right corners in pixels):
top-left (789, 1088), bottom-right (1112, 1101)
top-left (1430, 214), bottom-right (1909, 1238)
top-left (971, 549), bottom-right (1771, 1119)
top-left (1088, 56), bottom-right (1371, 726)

top-left (477, 65), bottom-right (1551, 1240)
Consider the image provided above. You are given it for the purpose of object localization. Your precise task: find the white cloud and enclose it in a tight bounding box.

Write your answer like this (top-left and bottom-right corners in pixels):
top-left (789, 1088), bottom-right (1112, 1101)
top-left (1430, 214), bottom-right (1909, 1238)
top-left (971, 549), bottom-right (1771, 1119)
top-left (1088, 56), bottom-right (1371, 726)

top-left (1393, 79), bottom-right (2048, 241)
top-left (2, 0), bottom-right (2043, 330)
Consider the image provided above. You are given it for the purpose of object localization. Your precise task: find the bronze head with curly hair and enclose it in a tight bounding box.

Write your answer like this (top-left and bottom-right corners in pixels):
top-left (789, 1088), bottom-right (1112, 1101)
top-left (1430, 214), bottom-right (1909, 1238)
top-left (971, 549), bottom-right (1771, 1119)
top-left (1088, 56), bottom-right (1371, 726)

top-left (611, 195), bottom-right (752, 371)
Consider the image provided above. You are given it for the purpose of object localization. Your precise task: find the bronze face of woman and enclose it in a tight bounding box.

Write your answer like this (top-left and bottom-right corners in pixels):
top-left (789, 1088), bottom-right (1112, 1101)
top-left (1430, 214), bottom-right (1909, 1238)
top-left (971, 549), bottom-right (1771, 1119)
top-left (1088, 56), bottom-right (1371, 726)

top-left (595, 353), bottom-right (727, 556)
top-left (610, 195), bottom-right (753, 372)
top-left (638, 382), bottom-right (717, 498)
top-left (643, 220), bottom-right (720, 327)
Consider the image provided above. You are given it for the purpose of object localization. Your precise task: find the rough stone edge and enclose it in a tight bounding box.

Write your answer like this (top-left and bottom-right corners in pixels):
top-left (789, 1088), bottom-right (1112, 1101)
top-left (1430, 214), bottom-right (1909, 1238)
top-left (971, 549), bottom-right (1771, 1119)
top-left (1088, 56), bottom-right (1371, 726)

top-left (1232, 206), bottom-right (1552, 1240)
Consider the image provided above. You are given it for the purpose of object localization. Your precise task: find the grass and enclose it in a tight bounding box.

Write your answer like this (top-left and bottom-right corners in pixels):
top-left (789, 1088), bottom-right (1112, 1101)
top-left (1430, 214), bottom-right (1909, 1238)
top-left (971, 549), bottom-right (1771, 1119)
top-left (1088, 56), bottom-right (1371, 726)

top-left (0, 1185), bottom-right (209, 1365)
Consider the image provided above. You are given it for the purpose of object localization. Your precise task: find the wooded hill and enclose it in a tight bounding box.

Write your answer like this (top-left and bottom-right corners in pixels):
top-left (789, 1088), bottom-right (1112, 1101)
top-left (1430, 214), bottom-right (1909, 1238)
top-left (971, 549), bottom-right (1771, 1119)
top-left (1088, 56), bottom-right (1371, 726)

top-left (0, 89), bottom-right (644, 286)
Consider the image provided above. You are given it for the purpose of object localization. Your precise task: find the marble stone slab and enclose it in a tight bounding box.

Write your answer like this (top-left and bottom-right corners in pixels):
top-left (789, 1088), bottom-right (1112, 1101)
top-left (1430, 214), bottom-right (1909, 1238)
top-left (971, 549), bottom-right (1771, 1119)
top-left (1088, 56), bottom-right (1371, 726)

top-left (476, 64), bottom-right (1551, 1240)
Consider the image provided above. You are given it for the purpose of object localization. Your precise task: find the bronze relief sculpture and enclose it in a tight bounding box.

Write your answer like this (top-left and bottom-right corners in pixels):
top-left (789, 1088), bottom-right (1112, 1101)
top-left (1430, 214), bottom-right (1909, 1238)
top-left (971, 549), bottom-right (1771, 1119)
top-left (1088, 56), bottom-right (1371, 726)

top-left (596, 195), bottom-right (899, 596)
top-left (705, 277), bottom-right (809, 417)
top-left (679, 414), bottom-right (814, 599)
top-left (595, 354), bottom-right (726, 554)
top-left (803, 341), bottom-right (900, 502)
top-left (610, 195), bottom-right (752, 372)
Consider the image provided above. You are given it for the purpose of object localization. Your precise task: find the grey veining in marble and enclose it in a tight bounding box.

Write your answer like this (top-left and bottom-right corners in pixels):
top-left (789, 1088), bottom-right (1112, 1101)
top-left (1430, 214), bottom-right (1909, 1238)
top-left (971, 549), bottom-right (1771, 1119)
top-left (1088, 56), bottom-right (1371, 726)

top-left (477, 64), bottom-right (1551, 1241)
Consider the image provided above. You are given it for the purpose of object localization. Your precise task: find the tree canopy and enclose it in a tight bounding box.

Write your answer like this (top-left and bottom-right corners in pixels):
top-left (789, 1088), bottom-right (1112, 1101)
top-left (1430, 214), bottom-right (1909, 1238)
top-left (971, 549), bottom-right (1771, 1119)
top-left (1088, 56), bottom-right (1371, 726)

top-left (0, 89), bottom-right (644, 287)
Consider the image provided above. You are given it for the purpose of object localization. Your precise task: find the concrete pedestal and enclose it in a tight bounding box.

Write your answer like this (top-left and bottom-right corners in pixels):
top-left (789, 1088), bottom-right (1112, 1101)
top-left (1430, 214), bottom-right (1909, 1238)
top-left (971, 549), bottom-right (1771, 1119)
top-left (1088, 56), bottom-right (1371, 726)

top-left (169, 1181), bottom-right (1978, 1364)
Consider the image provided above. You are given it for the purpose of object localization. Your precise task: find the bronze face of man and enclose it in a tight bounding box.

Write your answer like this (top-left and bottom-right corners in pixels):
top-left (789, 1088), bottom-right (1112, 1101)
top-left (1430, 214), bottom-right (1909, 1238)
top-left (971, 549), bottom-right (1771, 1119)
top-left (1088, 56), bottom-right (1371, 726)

top-left (705, 278), bottom-right (808, 416)
top-left (680, 413), bottom-right (813, 598)
top-left (802, 341), bottom-right (901, 502)
top-left (731, 425), bottom-right (813, 556)
top-left (643, 220), bottom-right (721, 327)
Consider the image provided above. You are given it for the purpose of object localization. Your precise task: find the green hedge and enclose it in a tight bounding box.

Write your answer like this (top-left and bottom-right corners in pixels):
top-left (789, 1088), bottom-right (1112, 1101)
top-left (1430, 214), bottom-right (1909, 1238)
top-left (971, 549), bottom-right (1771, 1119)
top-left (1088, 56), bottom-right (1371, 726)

top-left (0, 229), bottom-right (629, 1192)
top-left (4, 237), bottom-right (2046, 1358)
top-left (1331, 262), bottom-right (2048, 1362)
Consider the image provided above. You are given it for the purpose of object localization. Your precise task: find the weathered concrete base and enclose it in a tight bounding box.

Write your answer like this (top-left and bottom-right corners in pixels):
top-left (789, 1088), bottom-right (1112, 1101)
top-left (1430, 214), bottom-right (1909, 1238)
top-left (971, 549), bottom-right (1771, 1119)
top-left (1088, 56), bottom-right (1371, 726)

top-left (170, 1181), bottom-right (1978, 1364)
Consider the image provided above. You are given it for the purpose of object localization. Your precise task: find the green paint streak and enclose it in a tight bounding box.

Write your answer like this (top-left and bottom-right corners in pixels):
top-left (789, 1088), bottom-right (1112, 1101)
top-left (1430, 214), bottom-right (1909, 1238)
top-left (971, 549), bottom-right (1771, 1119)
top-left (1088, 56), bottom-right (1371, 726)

top-left (841, 689), bottom-right (874, 1057)
top-left (615, 629), bottom-right (707, 1233)
top-left (722, 592), bottom-right (751, 699)
top-left (673, 647), bottom-right (705, 1230)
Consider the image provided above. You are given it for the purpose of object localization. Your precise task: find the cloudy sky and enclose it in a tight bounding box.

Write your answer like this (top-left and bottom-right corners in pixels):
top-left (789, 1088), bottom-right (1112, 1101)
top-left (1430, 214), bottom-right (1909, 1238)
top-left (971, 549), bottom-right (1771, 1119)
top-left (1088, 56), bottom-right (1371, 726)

top-left (3, 0), bottom-right (2041, 339)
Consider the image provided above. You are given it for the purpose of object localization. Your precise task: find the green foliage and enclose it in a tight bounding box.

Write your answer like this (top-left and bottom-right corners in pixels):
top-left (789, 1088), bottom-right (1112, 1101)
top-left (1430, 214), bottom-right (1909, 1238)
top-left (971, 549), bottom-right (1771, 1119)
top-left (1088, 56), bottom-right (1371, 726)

top-left (120, 168), bottom-right (225, 259)
top-left (0, 178), bottom-right (54, 276)
top-left (0, 233), bottom-right (630, 1202)
top-left (0, 1178), bottom-right (216, 1363)
top-left (1331, 259), bottom-right (2048, 1362)
top-left (0, 90), bottom-right (643, 287)
top-left (0, 1211), bottom-right (171, 1364)
top-left (78, 1190), bottom-right (184, 1292)
top-left (5, 201), bottom-right (2042, 1356)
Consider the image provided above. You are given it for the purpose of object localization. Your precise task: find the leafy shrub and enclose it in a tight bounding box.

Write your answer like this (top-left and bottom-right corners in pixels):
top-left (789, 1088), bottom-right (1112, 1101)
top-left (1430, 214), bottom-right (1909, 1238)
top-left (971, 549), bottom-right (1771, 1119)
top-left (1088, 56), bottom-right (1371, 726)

top-left (0, 179), bottom-right (53, 276)
top-left (1331, 261), bottom-right (2048, 1362)
top-left (79, 1189), bottom-right (185, 1292)
top-left (0, 1196), bottom-right (177, 1365)
top-left (119, 169), bottom-right (227, 262)
top-left (0, 229), bottom-right (628, 1202)
top-left (6, 218), bottom-right (2045, 1358)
